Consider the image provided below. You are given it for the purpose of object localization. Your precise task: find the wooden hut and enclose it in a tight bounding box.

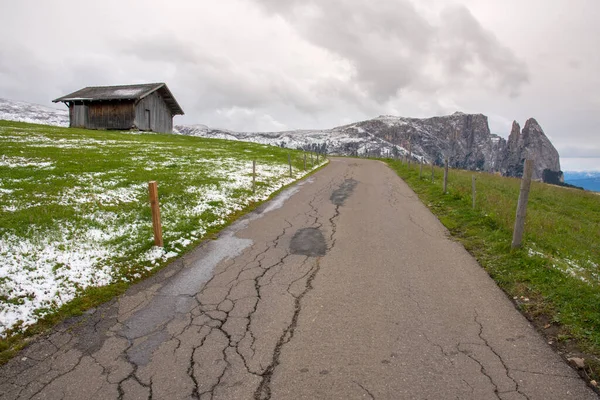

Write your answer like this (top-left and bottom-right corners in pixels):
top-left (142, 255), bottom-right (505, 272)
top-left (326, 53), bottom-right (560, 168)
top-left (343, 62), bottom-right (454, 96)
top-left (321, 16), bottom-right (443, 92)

top-left (53, 83), bottom-right (184, 133)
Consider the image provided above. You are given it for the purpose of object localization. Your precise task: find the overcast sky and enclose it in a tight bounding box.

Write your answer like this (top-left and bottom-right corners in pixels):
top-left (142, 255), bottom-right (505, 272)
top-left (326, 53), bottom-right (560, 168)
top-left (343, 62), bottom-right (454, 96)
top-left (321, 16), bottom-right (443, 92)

top-left (0, 0), bottom-right (598, 170)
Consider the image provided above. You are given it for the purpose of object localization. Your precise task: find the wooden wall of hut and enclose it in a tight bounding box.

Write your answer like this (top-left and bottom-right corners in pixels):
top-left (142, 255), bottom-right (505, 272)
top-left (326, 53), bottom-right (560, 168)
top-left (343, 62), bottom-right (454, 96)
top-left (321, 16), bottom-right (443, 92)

top-left (69, 104), bottom-right (89, 128)
top-left (87, 101), bottom-right (136, 130)
top-left (134, 92), bottom-right (173, 133)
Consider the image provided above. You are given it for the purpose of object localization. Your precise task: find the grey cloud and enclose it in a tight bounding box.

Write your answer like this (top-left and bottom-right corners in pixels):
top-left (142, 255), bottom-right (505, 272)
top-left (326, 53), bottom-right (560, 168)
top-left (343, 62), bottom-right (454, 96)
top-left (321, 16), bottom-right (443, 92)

top-left (0, 47), bottom-right (63, 104)
top-left (559, 146), bottom-right (600, 158)
top-left (0, 46), bottom-right (127, 105)
top-left (118, 35), bottom-right (212, 66)
top-left (438, 6), bottom-right (529, 96)
top-left (568, 60), bottom-right (581, 69)
top-left (117, 34), bottom-right (357, 115)
top-left (252, 0), bottom-right (529, 101)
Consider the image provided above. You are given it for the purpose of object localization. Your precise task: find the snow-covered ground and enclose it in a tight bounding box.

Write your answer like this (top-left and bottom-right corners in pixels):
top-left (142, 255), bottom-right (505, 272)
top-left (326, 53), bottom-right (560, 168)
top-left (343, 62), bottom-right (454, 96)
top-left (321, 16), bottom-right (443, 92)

top-left (0, 122), bottom-right (325, 336)
top-left (0, 98), bottom-right (68, 127)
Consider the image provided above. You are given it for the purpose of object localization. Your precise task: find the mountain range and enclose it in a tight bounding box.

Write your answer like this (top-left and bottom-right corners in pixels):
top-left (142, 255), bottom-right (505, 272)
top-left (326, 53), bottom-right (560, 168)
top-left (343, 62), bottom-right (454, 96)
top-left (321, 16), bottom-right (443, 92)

top-left (1, 97), bottom-right (562, 183)
top-left (176, 113), bottom-right (562, 182)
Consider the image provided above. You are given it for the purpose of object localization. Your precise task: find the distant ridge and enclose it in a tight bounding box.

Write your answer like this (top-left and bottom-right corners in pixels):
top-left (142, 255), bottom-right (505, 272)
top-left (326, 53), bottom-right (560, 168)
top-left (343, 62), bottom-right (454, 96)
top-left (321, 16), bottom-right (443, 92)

top-left (564, 171), bottom-right (600, 192)
top-left (0, 98), bottom-right (68, 127)
top-left (177, 113), bottom-right (562, 182)
top-left (0, 97), bottom-right (562, 182)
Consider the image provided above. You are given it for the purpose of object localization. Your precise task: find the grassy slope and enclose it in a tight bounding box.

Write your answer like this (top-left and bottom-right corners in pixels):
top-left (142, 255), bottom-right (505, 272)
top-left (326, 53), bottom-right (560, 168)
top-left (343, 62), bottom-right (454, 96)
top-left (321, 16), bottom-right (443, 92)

top-left (385, 159), bottom-right (600, 377)
top-left (0, 120), bottom-right (325, 362)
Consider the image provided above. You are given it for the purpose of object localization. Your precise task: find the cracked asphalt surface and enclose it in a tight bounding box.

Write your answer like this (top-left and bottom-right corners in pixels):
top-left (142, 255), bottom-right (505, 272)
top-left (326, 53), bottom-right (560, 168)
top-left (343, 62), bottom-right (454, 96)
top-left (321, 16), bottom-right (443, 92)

top-left (1, 157), bottom-right (597, 399)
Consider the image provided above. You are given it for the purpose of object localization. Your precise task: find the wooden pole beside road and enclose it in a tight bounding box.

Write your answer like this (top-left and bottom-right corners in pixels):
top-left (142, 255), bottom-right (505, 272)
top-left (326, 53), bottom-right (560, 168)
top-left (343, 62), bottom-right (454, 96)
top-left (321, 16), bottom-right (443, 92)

top-left (511, 159), bottom-right (534, 249)
top-left (431, 163), bottom-right (435, 183)
top-left (472, 175), bottom-right (476, 209)
top-left (304, 153), bottom-right (307, 171)
top-left (252, 160), bottom-right (256, 193)
top-left (443, 158), bottom-right (449, 194)
top-left (419, 158), bottom-right (423, 179)
top-left (148, 181), bottom-right (163, 247)
top-left (288, 154), bottom-right (292, 177)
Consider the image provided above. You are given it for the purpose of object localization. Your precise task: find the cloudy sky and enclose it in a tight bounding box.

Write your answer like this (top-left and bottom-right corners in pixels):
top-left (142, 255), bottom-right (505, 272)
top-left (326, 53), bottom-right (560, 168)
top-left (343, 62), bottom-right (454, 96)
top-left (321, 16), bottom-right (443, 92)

top-left (0, 0), bottom-right (598, 170)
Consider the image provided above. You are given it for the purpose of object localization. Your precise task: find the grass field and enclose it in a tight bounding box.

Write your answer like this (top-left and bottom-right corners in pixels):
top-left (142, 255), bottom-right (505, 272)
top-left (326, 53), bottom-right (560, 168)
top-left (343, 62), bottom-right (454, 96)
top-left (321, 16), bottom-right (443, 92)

top-left (0, 120), bottom-right (325, 340)
top-left (386, 159), bottom-right (600, 376)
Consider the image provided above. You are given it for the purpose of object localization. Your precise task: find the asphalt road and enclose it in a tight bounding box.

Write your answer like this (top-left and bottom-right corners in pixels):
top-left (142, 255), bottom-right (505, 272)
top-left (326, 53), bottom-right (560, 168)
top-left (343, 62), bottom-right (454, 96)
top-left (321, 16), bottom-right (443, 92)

top-left (0, 158), bottom-right (596, 399)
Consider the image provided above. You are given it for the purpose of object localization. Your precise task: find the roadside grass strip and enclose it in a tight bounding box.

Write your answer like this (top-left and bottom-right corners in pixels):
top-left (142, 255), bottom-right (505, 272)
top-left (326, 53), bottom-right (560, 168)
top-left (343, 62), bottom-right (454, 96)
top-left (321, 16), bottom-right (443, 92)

top-left (0, 120), bottom-right (326, 338)
top-left (385, 160), bottom-right (600, 365)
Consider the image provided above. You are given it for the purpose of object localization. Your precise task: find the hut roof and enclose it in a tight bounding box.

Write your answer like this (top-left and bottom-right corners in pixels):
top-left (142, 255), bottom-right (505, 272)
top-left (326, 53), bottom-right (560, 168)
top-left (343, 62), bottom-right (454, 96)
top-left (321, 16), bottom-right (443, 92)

top-left (53, 83), bottom-right (184, 115)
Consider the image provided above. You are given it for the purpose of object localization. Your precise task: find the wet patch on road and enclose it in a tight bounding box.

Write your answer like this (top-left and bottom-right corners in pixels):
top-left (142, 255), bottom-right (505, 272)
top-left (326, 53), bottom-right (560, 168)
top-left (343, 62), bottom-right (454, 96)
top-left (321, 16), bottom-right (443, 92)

top-left (118, 181), bottom-right (310, 367)
top-left (290, 228), bottom-right (327, 257)
top-left (330, 179), bottom-right (358, 206)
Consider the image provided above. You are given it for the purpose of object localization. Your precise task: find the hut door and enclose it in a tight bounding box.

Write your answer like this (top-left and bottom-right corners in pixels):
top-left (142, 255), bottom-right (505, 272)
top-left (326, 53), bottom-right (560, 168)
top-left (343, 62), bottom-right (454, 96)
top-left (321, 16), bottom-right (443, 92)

top-left (145, 109), bottom-right (151, 131)
top-left (71, 104), bottom-right (88, 128)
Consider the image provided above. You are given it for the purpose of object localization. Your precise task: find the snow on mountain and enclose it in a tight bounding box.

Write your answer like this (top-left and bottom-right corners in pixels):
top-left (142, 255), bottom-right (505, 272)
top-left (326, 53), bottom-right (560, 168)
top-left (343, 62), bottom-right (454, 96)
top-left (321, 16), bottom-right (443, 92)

top-left (175, 121), bottom-right (411, 158)
top-left (0, 98), bottom-right (68, 127)
top-left (178, 113), bottom-right (562, 181)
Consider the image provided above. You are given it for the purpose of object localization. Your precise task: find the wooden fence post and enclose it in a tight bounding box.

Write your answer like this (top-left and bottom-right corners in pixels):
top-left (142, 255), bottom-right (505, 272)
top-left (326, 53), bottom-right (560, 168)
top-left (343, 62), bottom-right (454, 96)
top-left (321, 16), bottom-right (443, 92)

top-left (252, 160), bottom-right (256, 193)
top-left (148, 181), bottom-right (163, 247)
top-left (431, 163), bottom-right (435, 183)
top-left (511, 159), bottom-right (534, 249)
top-left (288, 153), bottom-right (292, 177)
top-left (419, 158), bottom-right (423, 179)
top-left (443, 158), bottom-right (449, 194)
top-left (408, 143), bottom-right (412, 168)
top-left (304, 153), bottom-right (307, 171)
top-left (472, 175), bottom-right (476, 209)
top-left (311, 152), bottom-right (314, 167)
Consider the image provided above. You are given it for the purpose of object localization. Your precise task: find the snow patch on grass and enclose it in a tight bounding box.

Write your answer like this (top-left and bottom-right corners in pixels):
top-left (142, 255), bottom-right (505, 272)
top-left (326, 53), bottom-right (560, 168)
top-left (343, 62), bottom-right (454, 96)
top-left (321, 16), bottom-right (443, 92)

top-left (0, 226), bottom-right (114, 333)
top-left (0, 156), bottom-right (54, 169)
top-left (527, 246), bottom-right (599, 285)
top-left (0, 122), bottom-right (327, 337)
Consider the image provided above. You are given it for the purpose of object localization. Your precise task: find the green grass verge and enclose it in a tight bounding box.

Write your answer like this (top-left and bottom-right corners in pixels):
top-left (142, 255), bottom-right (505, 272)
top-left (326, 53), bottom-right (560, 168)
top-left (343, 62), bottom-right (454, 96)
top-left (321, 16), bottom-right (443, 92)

top-left (385, 158), bottom-right (600, 379)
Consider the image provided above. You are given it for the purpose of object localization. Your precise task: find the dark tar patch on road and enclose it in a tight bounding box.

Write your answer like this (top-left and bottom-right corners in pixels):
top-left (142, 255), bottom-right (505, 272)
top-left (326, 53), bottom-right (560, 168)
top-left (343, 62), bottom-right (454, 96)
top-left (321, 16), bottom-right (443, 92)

top-left (330, 179), bottom-right (358, 206)
top-left (290, 228), bottom-right (327, 257)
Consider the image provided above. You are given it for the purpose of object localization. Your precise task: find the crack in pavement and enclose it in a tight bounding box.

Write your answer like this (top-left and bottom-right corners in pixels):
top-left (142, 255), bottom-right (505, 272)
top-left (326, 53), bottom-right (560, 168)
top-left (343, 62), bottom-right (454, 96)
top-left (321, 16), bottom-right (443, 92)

top-left (251, 176), bottom-right (352, 399)
top-left (472, 310), bottom-right (531, 400)
top-left (253, 259), bottom-right (322, 400)
top-left (353, 380), bottom-right (375, 399)
top-left (460, 344), bottom-right (502, 399)
top-left (161, 174), bottom-right (346, 399)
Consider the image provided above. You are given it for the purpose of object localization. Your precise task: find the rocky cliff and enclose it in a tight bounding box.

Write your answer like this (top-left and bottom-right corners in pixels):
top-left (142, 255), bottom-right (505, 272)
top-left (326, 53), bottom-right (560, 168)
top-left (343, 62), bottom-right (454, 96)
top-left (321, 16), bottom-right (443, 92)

top-left (326, 113), bottom-right (561, 181)
top-left (344, 112), bottom-right (496, 171)
top-left (495, 118), bottom-right (562, 181)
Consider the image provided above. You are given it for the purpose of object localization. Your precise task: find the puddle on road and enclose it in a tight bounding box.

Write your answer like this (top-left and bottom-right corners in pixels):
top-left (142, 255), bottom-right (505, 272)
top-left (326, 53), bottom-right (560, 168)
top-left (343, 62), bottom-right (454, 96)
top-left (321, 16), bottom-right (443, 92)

top-left (330, 178), bottom-right (358, 206)
top-left (289, 228), bottom-right (327, 257)
top-left (121, 177), bottom-right (313, 365)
